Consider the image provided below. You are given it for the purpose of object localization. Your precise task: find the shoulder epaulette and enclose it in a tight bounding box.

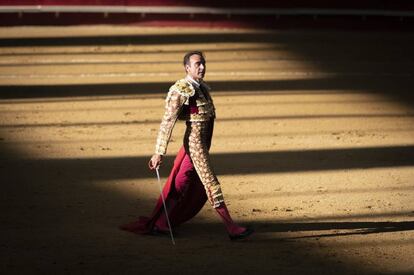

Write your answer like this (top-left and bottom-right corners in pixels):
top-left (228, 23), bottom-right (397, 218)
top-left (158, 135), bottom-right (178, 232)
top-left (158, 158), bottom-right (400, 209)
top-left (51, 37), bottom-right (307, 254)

top-left (169, 79), bottom-right (195, 97)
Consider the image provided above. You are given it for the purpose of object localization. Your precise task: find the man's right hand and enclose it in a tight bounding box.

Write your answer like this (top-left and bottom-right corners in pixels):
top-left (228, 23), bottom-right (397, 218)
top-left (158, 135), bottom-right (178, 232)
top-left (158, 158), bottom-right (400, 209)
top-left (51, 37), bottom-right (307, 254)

top-left (149, 154), bottom-right (163, 170)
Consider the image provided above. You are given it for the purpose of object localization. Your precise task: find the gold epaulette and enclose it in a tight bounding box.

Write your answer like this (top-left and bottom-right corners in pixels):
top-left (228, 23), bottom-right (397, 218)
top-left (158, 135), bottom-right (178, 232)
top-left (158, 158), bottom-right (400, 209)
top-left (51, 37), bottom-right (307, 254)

top-left (169, 79), bottom-right (196, 97)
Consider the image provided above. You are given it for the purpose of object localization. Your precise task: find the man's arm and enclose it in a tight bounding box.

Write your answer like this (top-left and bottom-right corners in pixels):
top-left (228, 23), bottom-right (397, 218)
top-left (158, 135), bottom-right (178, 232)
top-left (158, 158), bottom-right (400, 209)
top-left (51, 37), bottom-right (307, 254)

top-left (150, 89), bottom-right (187, 169)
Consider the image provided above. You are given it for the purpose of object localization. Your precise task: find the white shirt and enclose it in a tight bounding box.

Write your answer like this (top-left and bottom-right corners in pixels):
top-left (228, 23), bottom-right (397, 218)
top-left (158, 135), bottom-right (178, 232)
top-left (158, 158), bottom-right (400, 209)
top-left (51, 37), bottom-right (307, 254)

top-left (185, 75), bottom-right (201, 89)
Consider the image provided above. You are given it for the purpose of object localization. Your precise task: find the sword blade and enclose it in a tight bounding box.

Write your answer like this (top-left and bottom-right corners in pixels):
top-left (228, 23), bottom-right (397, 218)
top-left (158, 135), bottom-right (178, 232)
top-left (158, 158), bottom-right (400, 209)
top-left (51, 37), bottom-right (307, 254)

top-left (156, 167), bottom-right (176, 245)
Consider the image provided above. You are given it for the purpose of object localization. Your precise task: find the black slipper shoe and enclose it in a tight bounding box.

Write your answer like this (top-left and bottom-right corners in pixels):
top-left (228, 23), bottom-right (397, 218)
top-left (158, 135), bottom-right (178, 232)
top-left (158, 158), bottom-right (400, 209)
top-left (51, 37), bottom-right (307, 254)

top-left (229, 227), bottom-right (254, 241)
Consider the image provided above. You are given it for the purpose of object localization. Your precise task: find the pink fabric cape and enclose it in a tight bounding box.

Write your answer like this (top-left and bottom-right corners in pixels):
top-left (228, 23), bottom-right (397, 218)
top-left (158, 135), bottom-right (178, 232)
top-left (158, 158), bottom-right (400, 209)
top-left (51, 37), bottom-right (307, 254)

top-left (119, 146), bottom-right (207, 234)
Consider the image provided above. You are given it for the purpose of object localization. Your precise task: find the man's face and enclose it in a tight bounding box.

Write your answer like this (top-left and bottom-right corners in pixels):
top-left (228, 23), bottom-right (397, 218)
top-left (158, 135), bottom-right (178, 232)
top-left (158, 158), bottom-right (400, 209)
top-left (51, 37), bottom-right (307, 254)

top-left (185, 54), bottom-right (206, 81)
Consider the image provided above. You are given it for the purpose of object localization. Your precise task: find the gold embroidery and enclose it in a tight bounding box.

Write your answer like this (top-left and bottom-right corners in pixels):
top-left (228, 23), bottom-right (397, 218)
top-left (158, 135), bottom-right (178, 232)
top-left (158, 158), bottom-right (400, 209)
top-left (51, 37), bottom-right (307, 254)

top-left (155, 79), bottom-right (214, 155)
top-left (155, 78), bottom-right (223, 207)
top-left (155, 89), bottom-right (187, 155)
top-left (185, 121), bottom-right (224, 208)
top-left (169, 79), bottom-right (195, 104)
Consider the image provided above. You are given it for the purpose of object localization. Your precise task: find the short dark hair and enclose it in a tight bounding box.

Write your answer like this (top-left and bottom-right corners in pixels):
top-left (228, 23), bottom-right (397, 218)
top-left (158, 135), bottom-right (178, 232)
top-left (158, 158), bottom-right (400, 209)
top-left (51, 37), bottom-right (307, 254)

top-left (183, 51), bottom-right (205, 66)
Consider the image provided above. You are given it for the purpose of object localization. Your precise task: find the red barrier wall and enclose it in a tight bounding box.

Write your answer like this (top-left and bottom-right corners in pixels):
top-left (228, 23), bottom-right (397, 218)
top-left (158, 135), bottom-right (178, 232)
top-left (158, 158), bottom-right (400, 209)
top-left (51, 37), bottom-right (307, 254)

top-left (0, 0), bottom-right (412, 9)
top-left (1, 1), bottom-right (413, 28)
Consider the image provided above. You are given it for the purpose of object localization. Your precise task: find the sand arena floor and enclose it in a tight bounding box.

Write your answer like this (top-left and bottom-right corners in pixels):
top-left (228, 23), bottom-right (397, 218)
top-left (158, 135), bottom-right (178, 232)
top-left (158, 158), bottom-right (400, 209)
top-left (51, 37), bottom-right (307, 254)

top-left (1, 26), bottom-right (414, 274)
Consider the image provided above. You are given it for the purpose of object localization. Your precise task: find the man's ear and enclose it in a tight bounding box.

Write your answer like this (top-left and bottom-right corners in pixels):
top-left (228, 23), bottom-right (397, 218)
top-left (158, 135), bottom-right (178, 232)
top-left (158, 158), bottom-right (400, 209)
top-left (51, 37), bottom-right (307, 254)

top-left (185, 64), bottom-right (190, 73)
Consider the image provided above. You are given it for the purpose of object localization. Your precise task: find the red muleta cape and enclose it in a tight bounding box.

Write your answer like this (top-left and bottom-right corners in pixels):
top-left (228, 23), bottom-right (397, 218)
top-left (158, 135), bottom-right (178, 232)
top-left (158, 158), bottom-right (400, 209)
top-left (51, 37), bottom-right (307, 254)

top-left (119, 146), bottom-right (207, 234)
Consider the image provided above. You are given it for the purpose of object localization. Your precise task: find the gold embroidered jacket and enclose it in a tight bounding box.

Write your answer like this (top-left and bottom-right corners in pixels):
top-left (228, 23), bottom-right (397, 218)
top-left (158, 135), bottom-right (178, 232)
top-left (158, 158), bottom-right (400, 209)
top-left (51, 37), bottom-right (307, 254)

top-left (155, 78), bottom-right (216, 155)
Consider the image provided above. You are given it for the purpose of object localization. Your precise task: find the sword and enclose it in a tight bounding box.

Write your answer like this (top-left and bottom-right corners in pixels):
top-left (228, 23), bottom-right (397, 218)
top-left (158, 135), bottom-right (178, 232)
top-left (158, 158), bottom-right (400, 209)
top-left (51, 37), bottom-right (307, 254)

top-left (155, 167), bottom-right (176, 245)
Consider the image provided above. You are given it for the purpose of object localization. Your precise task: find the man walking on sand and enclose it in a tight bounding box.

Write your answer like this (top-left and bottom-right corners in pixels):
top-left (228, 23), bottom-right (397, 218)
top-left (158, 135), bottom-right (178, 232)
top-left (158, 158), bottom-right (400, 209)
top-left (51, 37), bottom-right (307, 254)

top-left (120, 51), bottom-right (253, 241)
